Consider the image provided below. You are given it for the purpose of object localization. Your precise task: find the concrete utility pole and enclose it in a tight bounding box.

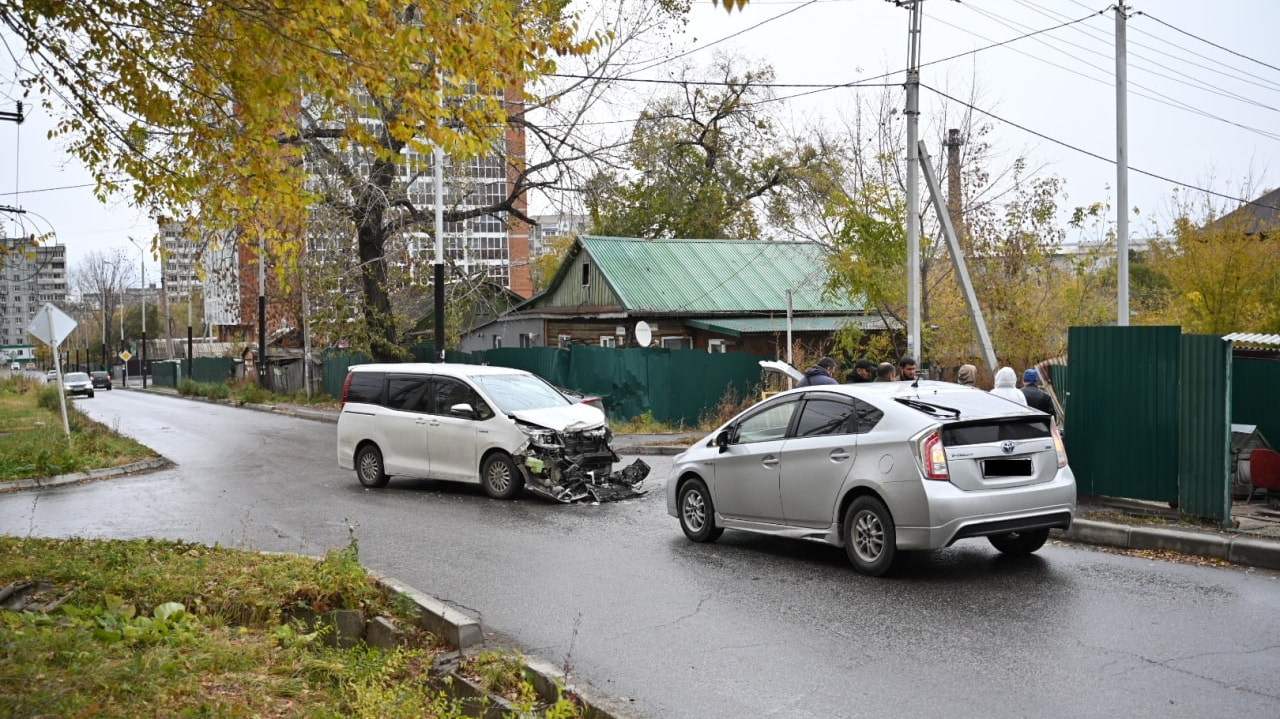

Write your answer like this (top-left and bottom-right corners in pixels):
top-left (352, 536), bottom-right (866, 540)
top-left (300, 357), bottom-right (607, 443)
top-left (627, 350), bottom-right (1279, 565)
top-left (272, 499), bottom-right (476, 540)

top-left (903, 0), bottom-right (923, 363)
top-left (128, 236), bottom-right (148, 388)
top-left (433, 143), bottom-right (446, 362)
top-left (1115, 2), bottom-right (1130, 325)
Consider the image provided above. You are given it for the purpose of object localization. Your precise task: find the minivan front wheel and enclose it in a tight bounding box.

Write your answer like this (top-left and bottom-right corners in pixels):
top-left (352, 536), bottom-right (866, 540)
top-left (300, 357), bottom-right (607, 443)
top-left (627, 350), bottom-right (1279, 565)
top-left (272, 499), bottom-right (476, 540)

top-left (481, 454), bottom-right (524, 500)
top-left (843, 496), bottom-right (897, 576)
top-left (988, 528), bottom-right (1050, 555)
top-left (355, 445), bottom-right (389, 488)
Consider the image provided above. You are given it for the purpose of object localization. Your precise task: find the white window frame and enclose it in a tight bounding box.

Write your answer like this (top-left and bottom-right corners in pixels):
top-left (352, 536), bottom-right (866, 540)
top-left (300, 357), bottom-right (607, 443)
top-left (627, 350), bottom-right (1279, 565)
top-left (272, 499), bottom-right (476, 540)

top-left (661, 336), bottom-right (692, 350)
top-left (599, 336), bottom-right (616, 348)
top-left (707, 339), bottom-right (726, 353)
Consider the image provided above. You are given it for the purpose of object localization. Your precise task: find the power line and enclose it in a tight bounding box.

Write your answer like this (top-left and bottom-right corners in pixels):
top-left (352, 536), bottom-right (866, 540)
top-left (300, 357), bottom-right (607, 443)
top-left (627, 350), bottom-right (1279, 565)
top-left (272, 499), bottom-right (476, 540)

top-left (1017, 0), bottom-right (1280, 94)
top-left (920, 82), bottom-right (1280, 213)
top-left (1141, 12), bottom-right (1280, 75)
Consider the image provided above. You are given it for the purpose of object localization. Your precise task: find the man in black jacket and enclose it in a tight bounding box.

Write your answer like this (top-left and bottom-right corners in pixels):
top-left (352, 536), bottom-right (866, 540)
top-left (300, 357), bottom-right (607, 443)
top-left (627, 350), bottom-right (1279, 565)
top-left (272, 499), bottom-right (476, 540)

top-left (1020, 369), bottom-right (1056, 419)
top-left (797, 357), bottom-right (838, 387)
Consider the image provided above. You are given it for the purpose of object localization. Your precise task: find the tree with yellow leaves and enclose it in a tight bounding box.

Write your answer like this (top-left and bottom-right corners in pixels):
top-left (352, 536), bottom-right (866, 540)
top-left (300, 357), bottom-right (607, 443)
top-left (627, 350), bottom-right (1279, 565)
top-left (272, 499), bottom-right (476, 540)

top-left (2, 0), bottom-right (611, 360)
top-left (1147, 189), bottom-right (1280, 334)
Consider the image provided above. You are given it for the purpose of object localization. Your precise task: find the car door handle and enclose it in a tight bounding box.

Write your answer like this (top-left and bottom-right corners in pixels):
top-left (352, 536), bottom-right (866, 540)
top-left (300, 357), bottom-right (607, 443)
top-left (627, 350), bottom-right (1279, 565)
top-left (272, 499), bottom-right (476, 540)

top-left (761, 456), bottom-right (779, 468)
top-left (830, 450), bottom-right (850, 461)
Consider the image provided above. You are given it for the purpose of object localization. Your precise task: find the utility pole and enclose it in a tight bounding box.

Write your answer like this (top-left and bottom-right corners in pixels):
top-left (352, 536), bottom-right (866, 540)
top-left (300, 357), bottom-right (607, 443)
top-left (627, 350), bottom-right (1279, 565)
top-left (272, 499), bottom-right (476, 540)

top-left (0, 102), bottom-right (21, 124)
top-left (433, 143), bottom-right (446, 362)
top-left (1115, 2), bottom-right (1131, 325)
top-left (258, 235), bottom-right (268, 387)
top-left (903, 0), bottom-right (923, 363)
top-left (128, 236), bottom-right (148, 388)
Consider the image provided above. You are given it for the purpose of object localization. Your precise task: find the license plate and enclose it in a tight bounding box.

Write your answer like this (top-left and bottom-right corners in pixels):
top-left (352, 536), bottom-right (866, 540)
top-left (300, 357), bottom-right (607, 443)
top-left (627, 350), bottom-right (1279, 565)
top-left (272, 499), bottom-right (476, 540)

top-left (983, 458), bottom-right (1032, 477)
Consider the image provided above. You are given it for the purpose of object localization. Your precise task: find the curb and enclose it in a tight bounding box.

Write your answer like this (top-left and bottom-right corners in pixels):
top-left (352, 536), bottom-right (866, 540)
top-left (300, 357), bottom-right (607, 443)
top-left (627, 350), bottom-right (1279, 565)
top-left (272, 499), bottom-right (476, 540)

top-left (0, 457), bottom-right (170, 494)
top-left (1055, 519), bottom-right (1280, 571)
top-left (612, 445), bottom-right (685, 456)
top-left (370, 574), bottom-right (645, 719)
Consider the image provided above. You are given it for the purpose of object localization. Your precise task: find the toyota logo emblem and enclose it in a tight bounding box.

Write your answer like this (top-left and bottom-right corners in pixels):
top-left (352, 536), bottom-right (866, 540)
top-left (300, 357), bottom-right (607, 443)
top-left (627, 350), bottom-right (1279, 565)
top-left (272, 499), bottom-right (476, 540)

top-left (1000, 441), bottom-right (1016, 455)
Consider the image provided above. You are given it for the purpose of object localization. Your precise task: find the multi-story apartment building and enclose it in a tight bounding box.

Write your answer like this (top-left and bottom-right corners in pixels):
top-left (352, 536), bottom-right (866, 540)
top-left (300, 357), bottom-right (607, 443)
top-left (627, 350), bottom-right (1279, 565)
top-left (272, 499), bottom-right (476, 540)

top-left (1, 237), bottom-right (67, 362)
top-left (528, 213), bottom-right (587, 258)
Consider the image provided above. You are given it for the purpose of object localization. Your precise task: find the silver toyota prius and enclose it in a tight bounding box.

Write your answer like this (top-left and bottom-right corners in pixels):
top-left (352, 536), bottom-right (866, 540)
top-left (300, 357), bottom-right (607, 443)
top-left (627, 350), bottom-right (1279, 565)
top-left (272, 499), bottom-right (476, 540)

top-left (666, 379), bottom-right (1076, 576)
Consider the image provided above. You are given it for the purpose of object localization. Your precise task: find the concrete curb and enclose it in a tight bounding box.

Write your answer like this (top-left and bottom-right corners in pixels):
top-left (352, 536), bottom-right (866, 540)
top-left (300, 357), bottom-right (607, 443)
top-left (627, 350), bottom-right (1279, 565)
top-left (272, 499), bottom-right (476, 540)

top-left (0, 457), bottom-right (170, 494)
top-left (1055, 519), bottom-right (1280, 571)
top-left (613, 445), bottom-right (685, 456)
top-left (371, 574), bottom-right (643, 719)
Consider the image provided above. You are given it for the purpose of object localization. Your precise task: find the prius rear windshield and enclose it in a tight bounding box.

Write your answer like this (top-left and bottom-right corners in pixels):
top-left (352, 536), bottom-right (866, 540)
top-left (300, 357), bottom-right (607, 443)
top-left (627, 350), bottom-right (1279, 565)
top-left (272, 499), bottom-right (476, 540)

top-left (471, 373), bottom-right (571, 413)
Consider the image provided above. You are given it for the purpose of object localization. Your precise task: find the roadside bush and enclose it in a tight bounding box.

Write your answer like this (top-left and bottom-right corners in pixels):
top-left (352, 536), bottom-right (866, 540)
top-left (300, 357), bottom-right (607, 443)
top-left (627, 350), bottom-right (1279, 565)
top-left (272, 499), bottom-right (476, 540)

top-left (35, 383), bottom-right (61, 411)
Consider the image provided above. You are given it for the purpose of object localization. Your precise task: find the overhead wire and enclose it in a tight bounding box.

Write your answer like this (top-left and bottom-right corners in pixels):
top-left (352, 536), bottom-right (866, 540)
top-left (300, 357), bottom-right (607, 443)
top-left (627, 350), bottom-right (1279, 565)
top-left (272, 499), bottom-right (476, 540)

top-left (1139, 11), bottom-right (1280, 75)
top-left (961, 1), bottom-right (1280, 113)
top-left (921, 82), bottom-right (1280, 213)
top-left (1016, 0), bottom-right (1280, 94)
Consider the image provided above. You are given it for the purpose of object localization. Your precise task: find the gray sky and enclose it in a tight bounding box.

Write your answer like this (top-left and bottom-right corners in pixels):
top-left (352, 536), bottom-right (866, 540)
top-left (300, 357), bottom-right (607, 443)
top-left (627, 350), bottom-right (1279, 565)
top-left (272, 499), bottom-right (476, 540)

top-left (2, 0), bottom-right (1275, 275)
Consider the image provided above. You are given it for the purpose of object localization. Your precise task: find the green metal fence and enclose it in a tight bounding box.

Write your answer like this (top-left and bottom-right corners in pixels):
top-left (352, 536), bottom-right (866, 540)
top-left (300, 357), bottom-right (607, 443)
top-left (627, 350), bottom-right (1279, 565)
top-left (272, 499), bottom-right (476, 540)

top-left (1177, 335), bottom-right (1232, 524)
top-left (1232, 357), bottom-right (1280, 445)
top-left (1066, 326), bottom-right (1181, 503)
top-left (191, 357), bottom-right (237, 384)
top-left (319, 346), bottom-right (772, 424)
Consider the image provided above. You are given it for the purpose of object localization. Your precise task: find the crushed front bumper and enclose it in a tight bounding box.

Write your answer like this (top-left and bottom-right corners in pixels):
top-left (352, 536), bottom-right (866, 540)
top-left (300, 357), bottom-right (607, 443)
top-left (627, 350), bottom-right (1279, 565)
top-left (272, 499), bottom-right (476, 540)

top-left (516, 427), bottom-right (650, 503)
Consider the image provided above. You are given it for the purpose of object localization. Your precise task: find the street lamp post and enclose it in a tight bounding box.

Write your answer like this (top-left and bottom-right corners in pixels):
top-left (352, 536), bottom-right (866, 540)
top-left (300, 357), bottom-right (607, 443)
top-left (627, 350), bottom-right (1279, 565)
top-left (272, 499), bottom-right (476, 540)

top-left (128, 236), bottom-right (148, 388)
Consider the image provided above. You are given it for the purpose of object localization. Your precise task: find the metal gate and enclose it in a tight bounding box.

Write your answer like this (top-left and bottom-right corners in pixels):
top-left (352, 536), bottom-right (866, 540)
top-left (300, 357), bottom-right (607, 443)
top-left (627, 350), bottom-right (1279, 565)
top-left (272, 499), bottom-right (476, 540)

top-left (1066, 326), bottom-right (1180, 502)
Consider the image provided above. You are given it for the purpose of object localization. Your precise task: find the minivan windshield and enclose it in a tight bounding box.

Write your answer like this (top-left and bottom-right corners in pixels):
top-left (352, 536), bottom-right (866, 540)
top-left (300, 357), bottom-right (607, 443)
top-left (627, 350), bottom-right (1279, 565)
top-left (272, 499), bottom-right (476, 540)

top-left (471, 373), bottom-right (571, 413)
top-left (65, 372), bottom-right (90, 382)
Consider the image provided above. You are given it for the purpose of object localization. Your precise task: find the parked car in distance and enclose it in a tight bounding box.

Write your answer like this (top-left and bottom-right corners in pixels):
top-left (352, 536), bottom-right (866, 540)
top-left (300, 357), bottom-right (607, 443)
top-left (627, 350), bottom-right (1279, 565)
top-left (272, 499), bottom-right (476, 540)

top-left (667, 379), bottom-right (1075, 576)
top-left (337, 363), bottom-right (638, 502)
top-left (46, 369), bottom-right (59, 382)
top-left (90, 370), bottom-right (113, 390)
top-left (62, 372), bottom-right (95, 399)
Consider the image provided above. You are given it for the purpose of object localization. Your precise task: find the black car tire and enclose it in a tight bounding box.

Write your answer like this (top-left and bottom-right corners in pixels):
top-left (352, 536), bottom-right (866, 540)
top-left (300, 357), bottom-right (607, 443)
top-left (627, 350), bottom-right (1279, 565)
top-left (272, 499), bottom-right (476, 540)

top-left (355, 444), bottom-right (389, 488)
top-left (843, 496), bottom-right (897, 576)
top-left (678, 478), bottom-right (724, 543)
top-left (988, 528), bottom-right (1050, 555)
top-left (481, 453), bottom-right (524, 500)
top-left (87, 390), bottom-right (94, 399)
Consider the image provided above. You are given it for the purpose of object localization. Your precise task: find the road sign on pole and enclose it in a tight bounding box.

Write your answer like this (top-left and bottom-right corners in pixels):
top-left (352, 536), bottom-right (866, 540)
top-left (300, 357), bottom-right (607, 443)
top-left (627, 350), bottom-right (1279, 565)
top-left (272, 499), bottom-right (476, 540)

top-left (26, 303), bottom-right (76, 439)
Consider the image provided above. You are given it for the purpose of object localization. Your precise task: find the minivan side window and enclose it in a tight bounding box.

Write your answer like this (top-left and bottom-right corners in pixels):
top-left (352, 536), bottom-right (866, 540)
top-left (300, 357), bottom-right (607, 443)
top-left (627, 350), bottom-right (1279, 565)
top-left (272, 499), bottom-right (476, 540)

top-left (386, 375), bottom-right (431, 412)
top-left (432, 378), bottom-right (494, 419)
top-left (346, 372), bottom-right (385, 405)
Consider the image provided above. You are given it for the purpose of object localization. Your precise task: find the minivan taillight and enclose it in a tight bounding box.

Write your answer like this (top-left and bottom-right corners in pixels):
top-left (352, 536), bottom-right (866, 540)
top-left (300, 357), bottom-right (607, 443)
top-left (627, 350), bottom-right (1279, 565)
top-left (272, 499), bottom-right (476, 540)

top-left (340, 372), bottom-right (353, 408)
top-left (1052, 422), bottom-right (1067, 468)
top-left (919, 429), bottom-right (948, 480)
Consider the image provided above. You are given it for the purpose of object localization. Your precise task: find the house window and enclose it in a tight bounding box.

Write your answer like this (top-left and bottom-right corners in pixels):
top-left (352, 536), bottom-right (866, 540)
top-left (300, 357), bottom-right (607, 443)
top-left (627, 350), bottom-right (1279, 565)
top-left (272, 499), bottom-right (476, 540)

top-left (708, 339), bottom-right (726, 353)
top-left (661, 336), bottom-right (692, 350)
top-left (600, 336), bottom-right (616, 348)
top-left (492, 335), bottom-right (503, 349)
top-left (520, 333), bottom-right (536, 348)
top-left (581, 261), bottom-right (591, 287)
top-left (558, 334), bottom-right (572, 349)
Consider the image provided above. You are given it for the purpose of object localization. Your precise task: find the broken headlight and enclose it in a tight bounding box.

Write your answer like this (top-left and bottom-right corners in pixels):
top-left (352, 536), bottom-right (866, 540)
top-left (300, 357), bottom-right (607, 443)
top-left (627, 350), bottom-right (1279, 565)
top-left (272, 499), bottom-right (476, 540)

top-left (520, 425), bottom-right (563, 448)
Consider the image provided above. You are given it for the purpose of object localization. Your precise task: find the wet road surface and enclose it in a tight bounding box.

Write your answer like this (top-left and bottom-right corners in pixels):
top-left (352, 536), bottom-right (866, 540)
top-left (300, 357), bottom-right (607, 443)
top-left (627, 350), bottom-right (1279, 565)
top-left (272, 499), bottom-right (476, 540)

top-left (3, 391), bottom-right (1279, 718)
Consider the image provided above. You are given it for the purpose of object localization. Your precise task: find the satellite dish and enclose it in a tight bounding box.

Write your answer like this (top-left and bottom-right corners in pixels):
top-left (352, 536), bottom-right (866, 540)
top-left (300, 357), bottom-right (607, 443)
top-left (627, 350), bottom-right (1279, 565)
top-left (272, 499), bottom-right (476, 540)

top-left (634, 321), bottom-right (652, 347)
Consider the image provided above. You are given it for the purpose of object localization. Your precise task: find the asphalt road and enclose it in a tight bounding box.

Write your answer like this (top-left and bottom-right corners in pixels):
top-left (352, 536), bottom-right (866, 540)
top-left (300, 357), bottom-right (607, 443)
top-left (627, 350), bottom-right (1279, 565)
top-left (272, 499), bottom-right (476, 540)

top-left (3, 390), bottom-right (1279, 718)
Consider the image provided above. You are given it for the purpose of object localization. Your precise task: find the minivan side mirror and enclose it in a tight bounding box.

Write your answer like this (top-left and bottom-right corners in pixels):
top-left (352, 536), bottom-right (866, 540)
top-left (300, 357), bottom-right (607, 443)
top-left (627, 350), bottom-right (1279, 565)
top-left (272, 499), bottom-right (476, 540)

top-left (716, 428), bottom-right (734, 453)
top-left (450, 403), bottom-right (476, 419)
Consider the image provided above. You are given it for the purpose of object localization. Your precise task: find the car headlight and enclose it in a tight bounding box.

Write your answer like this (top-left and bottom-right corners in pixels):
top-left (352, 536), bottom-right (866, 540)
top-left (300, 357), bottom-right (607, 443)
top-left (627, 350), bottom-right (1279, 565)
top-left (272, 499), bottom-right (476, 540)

top-left (521, 426), bottom-right (562, 447)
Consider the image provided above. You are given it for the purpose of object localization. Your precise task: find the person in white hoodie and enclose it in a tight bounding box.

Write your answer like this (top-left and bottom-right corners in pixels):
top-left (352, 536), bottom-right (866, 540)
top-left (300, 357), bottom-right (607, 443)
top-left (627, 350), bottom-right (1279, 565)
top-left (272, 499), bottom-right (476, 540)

top-left (990, 366), bottom-right (1028, 405)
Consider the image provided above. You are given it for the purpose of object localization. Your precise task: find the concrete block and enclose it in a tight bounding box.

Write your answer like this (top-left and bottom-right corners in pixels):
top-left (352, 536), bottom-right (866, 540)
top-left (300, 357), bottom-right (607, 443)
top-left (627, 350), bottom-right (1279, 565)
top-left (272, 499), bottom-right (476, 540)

top-left (365, 615), bottom-right (402, 649)
top-left (320, 609), bottom-right (365, 649)
top-left (377, 577), bottom-right (483, 650)
top-left (1128, 526), bottom-right (1230, 559)
top-left (1056, 519), bottom-right (1130, 548)
top-left (1228, 537), bottom-right (1280, 571)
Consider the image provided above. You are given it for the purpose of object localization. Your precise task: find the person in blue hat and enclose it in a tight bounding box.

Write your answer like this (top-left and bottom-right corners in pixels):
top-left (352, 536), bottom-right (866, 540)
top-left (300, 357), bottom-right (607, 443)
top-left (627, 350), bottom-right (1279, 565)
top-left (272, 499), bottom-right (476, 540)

top-left (1020, 368), bottom-right (1056, 418)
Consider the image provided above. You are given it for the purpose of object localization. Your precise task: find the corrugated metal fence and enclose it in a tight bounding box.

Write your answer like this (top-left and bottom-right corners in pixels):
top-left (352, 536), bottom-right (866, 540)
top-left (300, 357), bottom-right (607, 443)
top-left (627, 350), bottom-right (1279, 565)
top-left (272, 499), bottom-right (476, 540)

top-left (320, 345), bottom-right (772, 426)
top-left (1064, 326), bottom-right (1236, 525)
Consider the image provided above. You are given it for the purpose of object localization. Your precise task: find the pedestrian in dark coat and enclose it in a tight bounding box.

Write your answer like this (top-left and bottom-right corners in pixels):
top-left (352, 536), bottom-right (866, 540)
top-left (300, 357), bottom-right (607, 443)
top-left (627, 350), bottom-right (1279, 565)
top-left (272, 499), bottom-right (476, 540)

top-left (1020, 368), bottom-right (1056, 418)
top-left (846, 358), bottom-right (875, 383)
top-left (797, 357), bottom-right (838, 387)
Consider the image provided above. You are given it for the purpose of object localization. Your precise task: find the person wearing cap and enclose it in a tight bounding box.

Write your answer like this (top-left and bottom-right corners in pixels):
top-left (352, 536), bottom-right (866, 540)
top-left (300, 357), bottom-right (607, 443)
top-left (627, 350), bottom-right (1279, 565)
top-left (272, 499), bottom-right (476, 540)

top-left (846, 358), bottom-right (875, 383)
top-left (796, 356), bottom-right (839, 387)
top-left (897, 356), bottom-right (918, 381)
top-left (1020, 368), bottom-right (1056, 418)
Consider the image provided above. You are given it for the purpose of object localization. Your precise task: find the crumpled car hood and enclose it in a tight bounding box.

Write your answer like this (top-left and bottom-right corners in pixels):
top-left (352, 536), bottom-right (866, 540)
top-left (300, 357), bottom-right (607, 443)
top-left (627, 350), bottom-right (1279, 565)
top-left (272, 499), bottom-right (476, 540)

top-left (510, 403), bottom-right (606, 432)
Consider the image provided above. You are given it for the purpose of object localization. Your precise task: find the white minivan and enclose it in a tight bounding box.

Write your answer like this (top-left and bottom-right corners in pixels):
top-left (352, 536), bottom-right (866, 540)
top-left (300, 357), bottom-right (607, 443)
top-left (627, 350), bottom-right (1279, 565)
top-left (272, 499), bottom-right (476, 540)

top-left (336, 364), bottom-right (620, 501)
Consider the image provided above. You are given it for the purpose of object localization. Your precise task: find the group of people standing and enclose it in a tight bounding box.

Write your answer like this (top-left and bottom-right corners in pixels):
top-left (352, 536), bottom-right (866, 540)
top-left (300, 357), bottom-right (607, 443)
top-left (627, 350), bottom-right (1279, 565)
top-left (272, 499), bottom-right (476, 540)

top-left (794, 356), bottom-right (1056, 419)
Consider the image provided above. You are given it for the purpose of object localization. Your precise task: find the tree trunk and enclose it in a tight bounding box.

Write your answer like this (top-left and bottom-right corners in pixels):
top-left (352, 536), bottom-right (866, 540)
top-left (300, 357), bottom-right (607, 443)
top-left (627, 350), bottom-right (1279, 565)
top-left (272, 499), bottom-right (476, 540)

top-left (356, 156), bottom-right (402, 363)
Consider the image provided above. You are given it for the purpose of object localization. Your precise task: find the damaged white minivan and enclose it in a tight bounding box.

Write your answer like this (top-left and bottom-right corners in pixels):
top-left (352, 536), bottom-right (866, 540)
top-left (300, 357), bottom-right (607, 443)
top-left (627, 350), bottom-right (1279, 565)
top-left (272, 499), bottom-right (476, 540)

top-left (336, 364), bottom-right (647, 503)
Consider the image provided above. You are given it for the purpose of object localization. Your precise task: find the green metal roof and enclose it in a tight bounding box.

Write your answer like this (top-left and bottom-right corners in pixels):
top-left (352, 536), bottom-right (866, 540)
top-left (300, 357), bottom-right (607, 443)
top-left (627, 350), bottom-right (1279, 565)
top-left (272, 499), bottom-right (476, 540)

top-left (685, 315), bottom-right (889, 338)
top-left (577, 236), bottom-right (863, 313)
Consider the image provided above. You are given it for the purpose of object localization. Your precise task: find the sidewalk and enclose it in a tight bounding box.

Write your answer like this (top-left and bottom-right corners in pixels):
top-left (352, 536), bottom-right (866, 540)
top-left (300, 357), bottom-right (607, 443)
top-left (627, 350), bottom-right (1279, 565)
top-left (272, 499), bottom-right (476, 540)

top-left (124, 388), bottom-right (1280, 572)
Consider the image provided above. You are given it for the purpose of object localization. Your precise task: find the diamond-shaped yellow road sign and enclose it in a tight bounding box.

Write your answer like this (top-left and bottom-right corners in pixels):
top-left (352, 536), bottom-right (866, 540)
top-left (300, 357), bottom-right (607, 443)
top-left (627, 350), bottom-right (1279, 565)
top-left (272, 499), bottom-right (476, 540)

top-left (119, 351), bottom-right (132, 361)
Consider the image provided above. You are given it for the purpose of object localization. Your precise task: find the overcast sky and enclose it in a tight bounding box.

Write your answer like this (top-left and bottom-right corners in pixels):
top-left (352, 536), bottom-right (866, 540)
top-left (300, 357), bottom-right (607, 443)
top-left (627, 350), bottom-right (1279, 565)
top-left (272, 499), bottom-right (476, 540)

top-left (2, 0), bottom-right (1276, 275)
